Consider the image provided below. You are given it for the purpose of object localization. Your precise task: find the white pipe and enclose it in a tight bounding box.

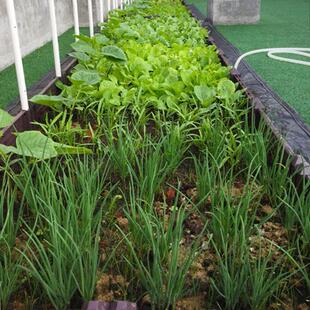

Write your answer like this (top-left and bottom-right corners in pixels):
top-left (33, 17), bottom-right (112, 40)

top-left (99, 0), bottom-right (104, 23)
top-left (88, 0), bottom-right (94, 37)
top-left (72, 0), bottom-right (80, 40)
top-left (5, 0), bottom-right (28, 111)
top-left (48, 0), bottom-right (62, 77)
top-left (234, 48), bottom-right (310, 70)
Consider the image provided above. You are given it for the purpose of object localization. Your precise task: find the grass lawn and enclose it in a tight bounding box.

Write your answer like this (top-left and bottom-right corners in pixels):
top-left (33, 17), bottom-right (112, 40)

top-left (191, 0), bottom-right (310, 125)
top-left (0, 27), bottom-right (88, 110)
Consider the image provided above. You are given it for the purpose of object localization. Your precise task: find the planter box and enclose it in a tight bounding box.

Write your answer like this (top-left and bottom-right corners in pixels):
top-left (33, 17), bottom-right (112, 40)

top-left (208, 0), bottom-right (261, 25)
top-left (184, 0), bottom-right (310, 182)
top-left (0, 56), bottom-right (76, 146)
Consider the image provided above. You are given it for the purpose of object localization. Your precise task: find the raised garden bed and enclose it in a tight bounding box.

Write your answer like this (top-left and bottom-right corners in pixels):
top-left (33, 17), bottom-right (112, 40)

top-left (183, 2), bottom-right (310, 180)
top-left (0, 0), bottom-right (309, 309)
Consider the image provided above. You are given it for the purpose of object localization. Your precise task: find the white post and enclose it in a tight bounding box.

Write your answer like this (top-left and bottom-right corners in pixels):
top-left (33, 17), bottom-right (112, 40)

top-left (72, 0), bottom-right (80, 40)
top-left (48, 0), bottom-right (61, 77)
top-left (108, 0), bottom-right (111, 12)
top-left (88, 0), bottom-right (94, 37)
top-left (99, 0), bottom-right (104, 23)
top-left (5, 0), bottom-right (28, 111)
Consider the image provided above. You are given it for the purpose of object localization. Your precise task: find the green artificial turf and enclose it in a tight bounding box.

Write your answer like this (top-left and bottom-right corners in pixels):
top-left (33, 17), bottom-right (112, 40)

top-left (190, 0), bottom-right (310, 125)
top-left (0, 27), bottom-right (88, 110)
top-left (186, 0), bottom-right (207, 16)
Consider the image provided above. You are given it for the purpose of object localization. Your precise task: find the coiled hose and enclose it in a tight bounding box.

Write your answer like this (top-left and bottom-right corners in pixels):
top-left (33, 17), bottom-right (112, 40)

top-left (234, 48), bottom-right (310, 70)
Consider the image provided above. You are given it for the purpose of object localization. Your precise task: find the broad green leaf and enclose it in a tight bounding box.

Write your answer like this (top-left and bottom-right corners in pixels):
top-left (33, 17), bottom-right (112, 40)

top-left (71, 70), bottom-right (101, 85)
top-left (0, 131), bottom-right (92, 159)
top-left (116, 23), bottom-right (140, 39)
top-left (0, 109), bottom-right (14, 128)
top-left (71, 41), bottom-right (97, 55)
top-left (217, 79), bottom-right (236, 99)
top-left (74, 34), bottom-right (94, 43)
top-left (0, 144), bottom-right (19, 155)
top-left (180, 70), bottom-right (193, 86)
top-left (69, 51), bottom-right (91, 62)
top-left (130, 57), bottom-right (152, 76)
top-left (16, 131), bottom-right (58, 159)
top-left (94, 34), bottom-right (110, 45)
top-left (30, 95), bottom-right (64, 112)
top-left (102, 45), bottom-right (127, 62)
top-left (99, 80), bottom-right (122, 100)
top-left (194, 85), bottom-right (216, 107)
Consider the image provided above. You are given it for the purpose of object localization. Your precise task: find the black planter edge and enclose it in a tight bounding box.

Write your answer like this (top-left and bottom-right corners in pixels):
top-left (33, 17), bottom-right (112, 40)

top-left (183, 1), bottom-right (310, 180)
top-left (0, 56), bottom-right (77, 146)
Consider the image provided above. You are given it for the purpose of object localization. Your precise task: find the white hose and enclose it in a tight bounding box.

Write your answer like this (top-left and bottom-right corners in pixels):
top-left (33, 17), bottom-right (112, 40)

top-left (234, 48), bottom-right (310, 70)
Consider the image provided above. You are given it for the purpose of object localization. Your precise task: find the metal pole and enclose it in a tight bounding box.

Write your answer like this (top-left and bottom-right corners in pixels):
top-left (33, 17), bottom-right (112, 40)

top-left (72, 0), bottom-right (80, 40)
top-left (5, 0), bottom-right (28, 111)
top-left (88, 0), bottom-right (94, 37)
top-left (99, 0), bottom-right (104, 23)
top-left (48, 0), bottom-right (61, 77)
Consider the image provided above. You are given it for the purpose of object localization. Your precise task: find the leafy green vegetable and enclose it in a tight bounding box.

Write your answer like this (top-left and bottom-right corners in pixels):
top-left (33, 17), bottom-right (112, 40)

top-left (194, 85), bottom-right (216, 107)
top-left (71, 70), bottom-right (101, 85)
top-left (102, 45), bottom-right (127, 62)
top-left (29, 0), bottom-right (241, 151)
top-left (69, 51), bottom-right (91, 62)
top-left (71, 40), bottom-right (96, 55)
top-left (0, 109), bottom-right (14, 128)
top-left (30, 95), bottom-right (64, 112)
top-left (217, 79), bottom-right (236, 100)
top-left (0, 131), bottom-right (92, 159)
top-left (94, 34), bottom-right (110, 45)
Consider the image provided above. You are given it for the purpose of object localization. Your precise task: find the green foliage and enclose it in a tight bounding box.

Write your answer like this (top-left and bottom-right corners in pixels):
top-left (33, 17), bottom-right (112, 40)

top-left (71, 70), bottom-right (101, 85)
top-left (0, 0), bottom-right (308, 308)
top-left (0, 131), bottom-right (92, 159)
top-left (30, 95), bottom-right (65, 112)
top-left (0, 109), bottom-right (14, 129)
top-left (102, 45), bottom-right (127, 62)
top-left (0, 181), bottom-right (22, 309)
top-left (119, 199), bottom-right (205, 309)
top-left (30, 0), bottom-right (240, 147)
top-left (0, 109), bottom-right (14, 138)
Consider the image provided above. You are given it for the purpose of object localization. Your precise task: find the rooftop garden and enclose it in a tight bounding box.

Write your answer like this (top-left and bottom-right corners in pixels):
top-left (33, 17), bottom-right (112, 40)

top-left (0, 0), bottom-right (309, 309)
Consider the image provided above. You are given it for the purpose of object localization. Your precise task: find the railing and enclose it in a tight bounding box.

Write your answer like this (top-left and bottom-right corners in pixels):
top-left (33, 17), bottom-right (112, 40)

top-left (5, 0), bottom-right (131, 112)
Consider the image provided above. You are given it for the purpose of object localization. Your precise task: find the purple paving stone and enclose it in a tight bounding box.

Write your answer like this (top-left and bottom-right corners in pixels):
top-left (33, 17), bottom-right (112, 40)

top-left (83, 301), bottom-right (137, 310)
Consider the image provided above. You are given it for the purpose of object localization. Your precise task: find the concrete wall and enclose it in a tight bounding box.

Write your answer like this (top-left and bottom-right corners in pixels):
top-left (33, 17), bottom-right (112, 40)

top-left (0, 0), bottom-right (109, 71)
top-left (208, 0), bottom-right (260, 25)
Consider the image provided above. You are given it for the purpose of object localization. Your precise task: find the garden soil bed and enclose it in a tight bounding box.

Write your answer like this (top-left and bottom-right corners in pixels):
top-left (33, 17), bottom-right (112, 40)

top-left (1, 1), bottom-right (309, 309)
